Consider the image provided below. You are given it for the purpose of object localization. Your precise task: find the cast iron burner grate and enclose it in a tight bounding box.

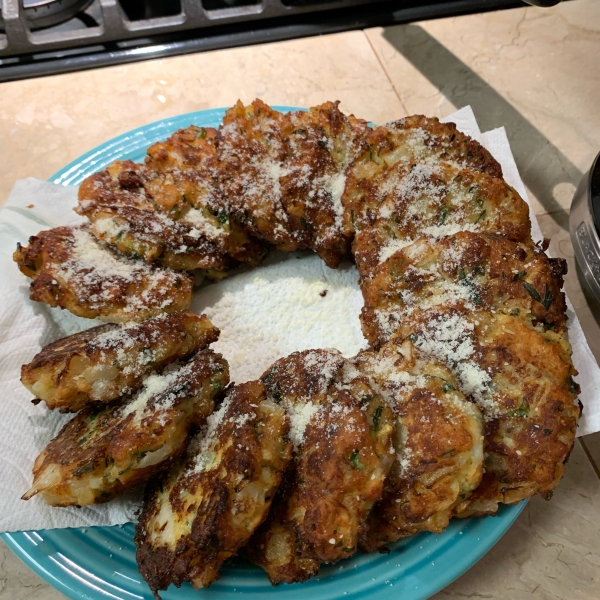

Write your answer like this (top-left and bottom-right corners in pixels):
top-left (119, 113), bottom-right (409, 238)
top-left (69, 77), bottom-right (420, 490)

top-left (0, 0), bottom-right (524, 82)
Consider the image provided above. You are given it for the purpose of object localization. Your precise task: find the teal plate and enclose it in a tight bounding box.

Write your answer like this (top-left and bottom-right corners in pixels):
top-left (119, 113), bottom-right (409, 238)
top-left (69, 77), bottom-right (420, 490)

top-left (1, 107), bottom-right (526, 600)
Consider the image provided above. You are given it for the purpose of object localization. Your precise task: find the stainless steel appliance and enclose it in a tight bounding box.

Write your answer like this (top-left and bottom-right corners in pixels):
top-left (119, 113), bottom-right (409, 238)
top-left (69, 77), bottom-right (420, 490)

top-left (570, 151), bottom-right (600, 304)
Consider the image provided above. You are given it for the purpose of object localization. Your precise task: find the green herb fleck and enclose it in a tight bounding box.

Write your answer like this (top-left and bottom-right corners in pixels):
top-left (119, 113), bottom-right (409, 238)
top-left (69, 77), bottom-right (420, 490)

top-left (262, 369), bottom-right (277, 384)
top-left (510, 308), bottom-right (521, 316)
top-left (300, 217), bottom-right (314, 231)
top-left (458, 270), bottom-right (482, 305)
top-left (74, 462), bottom-right (96, 476)
top-left (372, 406), bottom-right (383, 431)
top-left (505, 400), bottom-right (529, 418)
top-left (216, 211), bottom-right (230, 225)
top-left (442, 382), bottom-right (456, 393)
top-left (442, 449), bottom-right (455, 458)
top-left (566, 375), bottom-right (579, 394)
top-left (475, 210), bottom-right (487, 224)
top-left (541, 285), bottom-right (554, 309)
top-left (470, 288), bottom-right (482, 305)
top-left (544, 429), bottom-right (553, 436)
top-left (349, 449), bottom-right (366, 470)
top-left (438, 205), bottom-right (450, 224)
top-left (522, 281), bottom-right (542, 303)
top-left (513, 270), bottom-right (527, 281)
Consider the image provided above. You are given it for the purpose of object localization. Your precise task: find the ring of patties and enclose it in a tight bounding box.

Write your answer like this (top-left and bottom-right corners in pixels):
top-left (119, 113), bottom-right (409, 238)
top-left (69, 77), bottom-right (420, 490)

top-left (13, 100), bottom-right (581, 596)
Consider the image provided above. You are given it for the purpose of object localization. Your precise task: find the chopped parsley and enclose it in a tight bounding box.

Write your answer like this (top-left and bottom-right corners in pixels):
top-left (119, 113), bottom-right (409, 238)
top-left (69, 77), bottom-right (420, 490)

top-left (372, 406), bottom-right (383, 431)
top-left (505, 400), bottom-right (529, 418)
top-left (349, 449), bottom-right (366, 470)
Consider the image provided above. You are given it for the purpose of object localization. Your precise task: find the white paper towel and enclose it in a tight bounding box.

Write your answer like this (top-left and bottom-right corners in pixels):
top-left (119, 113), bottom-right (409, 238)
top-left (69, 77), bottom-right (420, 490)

top-left (0, 107), bottom-right (598, 533)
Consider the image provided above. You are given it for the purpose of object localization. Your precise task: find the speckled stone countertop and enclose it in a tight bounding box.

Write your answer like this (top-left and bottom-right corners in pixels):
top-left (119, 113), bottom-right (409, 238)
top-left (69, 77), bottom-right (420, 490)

top-left (1, 1), bottom-right (599, 598)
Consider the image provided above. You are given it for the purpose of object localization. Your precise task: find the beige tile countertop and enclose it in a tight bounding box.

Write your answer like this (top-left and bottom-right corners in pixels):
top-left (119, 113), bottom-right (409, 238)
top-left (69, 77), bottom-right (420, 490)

top-left (1, 0), bottom-right (599, 598)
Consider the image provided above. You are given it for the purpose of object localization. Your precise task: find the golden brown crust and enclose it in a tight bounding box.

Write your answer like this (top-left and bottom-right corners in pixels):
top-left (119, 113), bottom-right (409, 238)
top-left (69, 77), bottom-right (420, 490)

top-left (78, 156), bottom-right (264, 278)
top-left (21, 312), bottom-right (219, 412)
top-left (23, 350), bottom-right (229, 507)
top-left (242, 481), bottom-right (320, 585)
top-left (279, 102), bottom-right (369, 267)
top-left (217, 99), bottom-right (303, 250)
top-left (146, 126), bottom-right (220, 178)
top-left (360, 232), bottom-right (568, 348)
top-left (135, 380), bottom-right (292, 595)
top-left (13, 226), bottom-right (193, 322)
top-left (354, 340), bottom-right (483, 551)
top-left (245, 349), bottom-right (395, 584)
top-left (349, 161), bottom-right (531, 277)
top-left (391, 308), bottom-right (580, 516)
top-left (78, 123), bottom-right (268, 276)
top-left (146, 126), bottom-right (269, 267)
top-left (390, 115), bottom-right (503, 177)
top-left (341, 116), bottom-right (503, 236)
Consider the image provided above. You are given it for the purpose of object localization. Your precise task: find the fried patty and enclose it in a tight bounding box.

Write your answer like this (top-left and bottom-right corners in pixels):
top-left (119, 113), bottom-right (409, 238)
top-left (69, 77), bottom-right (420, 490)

top-left (135, 380), bottom-right (292, 596)
top-left (78, 160), bottom-right (235, 276)
top-left (341, 115), bottom-right (503, 237)
top-left (349, 161), bottom-right (531, 277)
top-left (245, 349), bottom-right (395, 584)
top-left (217, 99), bottom-right (304, 250)
top-left (22, 349), bottom-right (229, 507)
top-left (352, 339), bottom-right (483, 552)
top-left (21, 312), bottom-right (219, 412)
top-left (278, 102), bottom-right (369, 267)
top-left (145, 126), bottom-right (268, 267)
top-left (78, 125), bottom-right (267, 272)
top-left (391, 307), bottom-right (580, 516)
top-left (13, 226), bottom-right (193, 322)
top-left (144, 125), bottom-right (224, 215)
top-left (360, 232), bottom-right (568, 348)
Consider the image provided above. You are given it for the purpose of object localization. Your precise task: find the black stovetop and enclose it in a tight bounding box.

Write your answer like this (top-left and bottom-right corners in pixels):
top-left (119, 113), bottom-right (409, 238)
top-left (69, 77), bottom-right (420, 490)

top-left (0, 0), bottom-right (525, 82)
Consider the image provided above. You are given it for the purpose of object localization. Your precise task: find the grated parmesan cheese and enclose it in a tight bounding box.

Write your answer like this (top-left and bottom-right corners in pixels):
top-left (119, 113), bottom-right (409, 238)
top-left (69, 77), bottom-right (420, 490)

top-left (411, 312), bottom-right (498, 418)
top-left (57, 227), bottom-right (187, 315)
top-left (285, 400), bottom-right (320, 452)
top-left (181, 208), bottom-right (225, 242)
